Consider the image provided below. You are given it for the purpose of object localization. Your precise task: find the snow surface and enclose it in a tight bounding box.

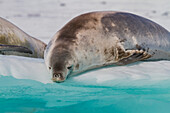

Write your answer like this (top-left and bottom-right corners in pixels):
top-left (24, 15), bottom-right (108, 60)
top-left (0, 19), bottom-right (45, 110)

top-left (0, 0), bottom-right (170, 113)
top-left (1, 55), bottom-right (170, 84)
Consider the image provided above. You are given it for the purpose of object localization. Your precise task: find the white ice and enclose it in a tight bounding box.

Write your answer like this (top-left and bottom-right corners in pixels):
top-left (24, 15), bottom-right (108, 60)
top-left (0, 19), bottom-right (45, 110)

top-left (0, 55), bottom-right (170, 84)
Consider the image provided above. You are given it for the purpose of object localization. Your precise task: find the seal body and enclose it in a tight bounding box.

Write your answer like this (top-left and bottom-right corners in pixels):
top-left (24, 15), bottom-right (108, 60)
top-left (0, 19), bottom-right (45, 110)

top-left (0, 17), bottom-right (46, 58)
top-left (45, 11), bottom-right (170, 82)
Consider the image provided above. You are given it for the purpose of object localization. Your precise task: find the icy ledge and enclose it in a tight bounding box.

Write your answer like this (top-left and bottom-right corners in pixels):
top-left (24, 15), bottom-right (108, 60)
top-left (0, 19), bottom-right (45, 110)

top-left (0, 55), bottom-right (170, 84)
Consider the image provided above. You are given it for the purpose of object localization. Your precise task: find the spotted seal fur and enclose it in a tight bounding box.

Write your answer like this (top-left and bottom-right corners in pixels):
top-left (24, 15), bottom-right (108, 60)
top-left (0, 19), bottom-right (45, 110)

top-left (44, 11), bottom-right (170, 82)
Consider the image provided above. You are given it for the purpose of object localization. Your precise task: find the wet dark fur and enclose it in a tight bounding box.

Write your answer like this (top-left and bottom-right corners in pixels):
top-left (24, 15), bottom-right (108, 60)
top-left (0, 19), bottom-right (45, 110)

top-left (101, 12), bottom-right (170, 50)
top-left (57, 13), bottom-right (98, 43)
top-left (57, 12), bottom-right (170, 62)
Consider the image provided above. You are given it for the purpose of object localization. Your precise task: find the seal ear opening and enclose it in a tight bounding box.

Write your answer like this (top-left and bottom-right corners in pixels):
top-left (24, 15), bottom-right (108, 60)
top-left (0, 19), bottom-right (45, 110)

top-left (0, 44), bottom-right (33, 55)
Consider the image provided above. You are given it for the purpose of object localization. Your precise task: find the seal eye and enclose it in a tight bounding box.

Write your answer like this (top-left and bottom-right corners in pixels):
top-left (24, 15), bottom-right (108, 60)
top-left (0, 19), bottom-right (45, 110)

top-left (67, 66), bottom-right (72, 70)
top-left (49, 67), bottom-right (51, 70)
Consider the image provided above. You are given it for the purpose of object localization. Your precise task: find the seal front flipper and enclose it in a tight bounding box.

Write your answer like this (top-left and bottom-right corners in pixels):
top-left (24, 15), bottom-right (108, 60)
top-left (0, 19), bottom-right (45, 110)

top-left (0, 44), bottom-right (33, 55)
top-left (116, 50), bottom-right (152, 65)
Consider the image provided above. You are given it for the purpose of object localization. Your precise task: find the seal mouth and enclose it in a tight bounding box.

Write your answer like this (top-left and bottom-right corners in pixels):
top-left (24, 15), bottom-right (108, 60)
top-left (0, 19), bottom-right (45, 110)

top-left (52, 73), bottom-right (65, 83)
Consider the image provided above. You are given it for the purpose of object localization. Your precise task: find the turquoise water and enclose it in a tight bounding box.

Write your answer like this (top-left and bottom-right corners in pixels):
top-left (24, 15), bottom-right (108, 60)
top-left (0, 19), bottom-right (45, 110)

top-left (0, 56), bottom-right (170, 113)
top-left (0, 75), bottom-right (170, 113)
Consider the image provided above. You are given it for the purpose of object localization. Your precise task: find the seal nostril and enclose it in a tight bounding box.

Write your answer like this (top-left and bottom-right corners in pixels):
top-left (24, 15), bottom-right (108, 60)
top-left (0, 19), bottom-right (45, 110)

top-left (53, 74), bottom-right (57, 78)
top-left (53, 73), bottom-right (62, 78)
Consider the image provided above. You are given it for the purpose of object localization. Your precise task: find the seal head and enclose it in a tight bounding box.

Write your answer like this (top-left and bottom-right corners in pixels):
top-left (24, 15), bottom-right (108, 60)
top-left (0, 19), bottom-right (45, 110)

top-left (45, 39), bottom-right (75, 82)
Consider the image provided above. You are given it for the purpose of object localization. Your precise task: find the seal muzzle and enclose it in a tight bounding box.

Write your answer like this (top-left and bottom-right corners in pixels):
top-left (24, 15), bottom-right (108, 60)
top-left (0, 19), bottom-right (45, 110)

top-left (52, 73), bottom-right (65, 83)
